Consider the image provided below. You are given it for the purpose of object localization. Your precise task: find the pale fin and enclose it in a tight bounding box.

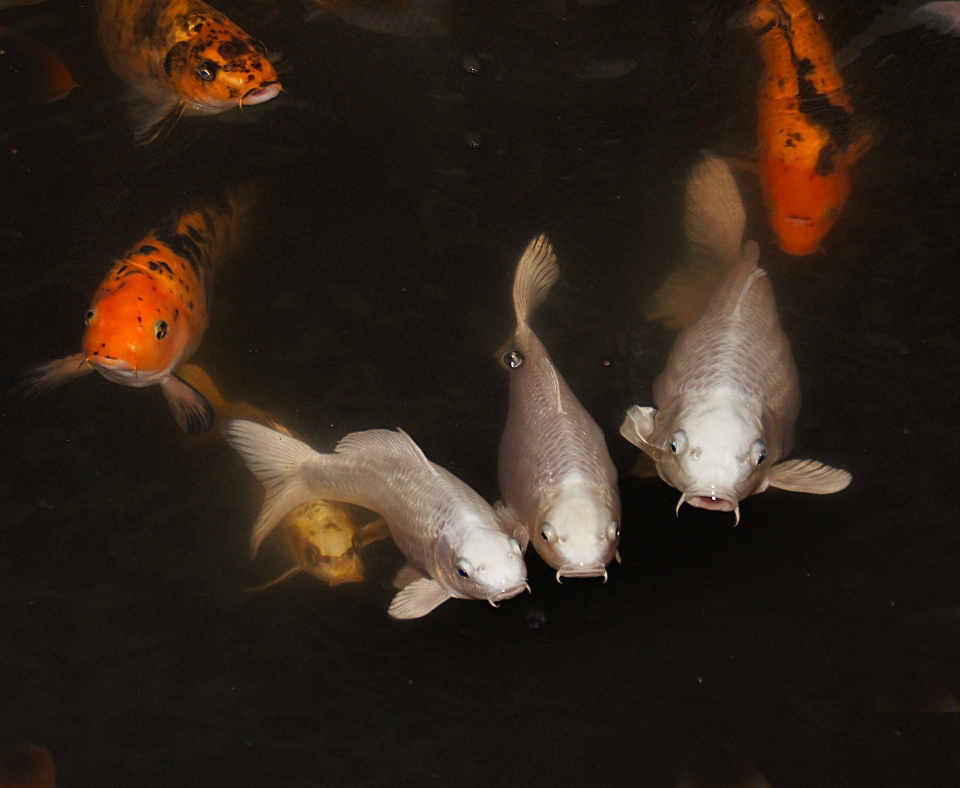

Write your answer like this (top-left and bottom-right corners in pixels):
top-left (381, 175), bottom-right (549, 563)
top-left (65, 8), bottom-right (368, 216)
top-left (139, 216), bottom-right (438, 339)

top-left (767, 459), bottom-right (852, 494)
top-left (393, 564), bottom-right (425, 590)
top-left (388, 577), bottom-right (450, 619)
top-left (539, 357), bottom-right (563, 413)
top-left (132, 99), bottom-right (186, 146)
top-left (335, 428), bottom-right (437, 475)
top-left (494, 501), bottom-right (529, 552)
top-left (244, 566), bottom-right (302, 593)
top-left (910, 1), bottom-right (960, 35)
top-left (512, 234), bottom-right (559, 327)
top-left (161, 374), bottom-right (215, 434)
top-left (620, 405), bottom-right (659, 458)
top-left (220, 420), bottom-right (320, 557)
top-left (358, 517), bottom-right (390, 547)
top-left (685, 153), bottom-right (746, 265)
top-left (8, 353), bottom-right (92, 397)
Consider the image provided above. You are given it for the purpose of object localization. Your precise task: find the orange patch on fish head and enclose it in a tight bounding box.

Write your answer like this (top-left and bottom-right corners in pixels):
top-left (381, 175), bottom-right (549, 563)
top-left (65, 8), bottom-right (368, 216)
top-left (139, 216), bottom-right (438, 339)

top-left (285, 507), bottom-right (366, 585)
top-left (82, 275), bottom-right (188, 375)
top-left (163, 23), bottom-right (281, 110)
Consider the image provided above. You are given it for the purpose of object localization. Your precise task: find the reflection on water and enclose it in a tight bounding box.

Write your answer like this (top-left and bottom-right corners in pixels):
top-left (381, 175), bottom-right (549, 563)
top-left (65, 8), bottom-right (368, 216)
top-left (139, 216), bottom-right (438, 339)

top-left (1, 0), bottom-right (959, 784)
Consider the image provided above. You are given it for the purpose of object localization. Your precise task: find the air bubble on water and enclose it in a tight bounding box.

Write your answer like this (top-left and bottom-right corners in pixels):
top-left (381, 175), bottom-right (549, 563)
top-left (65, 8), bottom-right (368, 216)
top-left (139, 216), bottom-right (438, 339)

top-left (462, 55), bottom-right (480, 73)
top-left (464, 131), bottom-right (482, 148)
top-left (525, 606), bottom-right (546, 629)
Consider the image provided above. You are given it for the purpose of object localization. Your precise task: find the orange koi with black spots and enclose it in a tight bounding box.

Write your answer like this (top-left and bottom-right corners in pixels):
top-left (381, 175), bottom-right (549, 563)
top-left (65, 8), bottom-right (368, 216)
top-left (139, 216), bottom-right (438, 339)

top-left (738, 0), bottom-right (865, 256)
top-left (97, 0), bottom-right (281, 144)
top-left (10, 193), bottom-right (249, 433)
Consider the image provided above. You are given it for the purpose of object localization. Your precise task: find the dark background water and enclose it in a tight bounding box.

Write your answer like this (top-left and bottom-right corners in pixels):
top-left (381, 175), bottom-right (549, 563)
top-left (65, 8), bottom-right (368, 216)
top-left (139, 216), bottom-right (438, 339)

top-left (1, 0), bottom-right (959, 785)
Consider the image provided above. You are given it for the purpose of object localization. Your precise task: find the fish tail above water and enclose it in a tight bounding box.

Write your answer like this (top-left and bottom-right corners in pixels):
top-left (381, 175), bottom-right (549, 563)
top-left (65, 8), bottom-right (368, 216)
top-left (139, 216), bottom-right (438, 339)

top-left (221, 420), bottom-right (320, 557)
top-left (511, 234), bottom-right (559, 328)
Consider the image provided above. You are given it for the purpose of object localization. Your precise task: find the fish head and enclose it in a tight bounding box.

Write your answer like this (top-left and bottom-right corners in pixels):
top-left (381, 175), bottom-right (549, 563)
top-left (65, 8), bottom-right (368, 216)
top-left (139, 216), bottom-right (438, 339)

top-left (82, 275), bottom-right (189, 381)
top-left (164, 19), bottom-right (282, 112)
top-left (536, 484), bottom-right (620, 580)
top-left (767, 193), bottom-right (846, 257)
top-left (285, 504), bottom-right (366, 585)
top-left (438, 526), bottom-right (528, 604)
top-left (657, 397), bottom-right (772, 517)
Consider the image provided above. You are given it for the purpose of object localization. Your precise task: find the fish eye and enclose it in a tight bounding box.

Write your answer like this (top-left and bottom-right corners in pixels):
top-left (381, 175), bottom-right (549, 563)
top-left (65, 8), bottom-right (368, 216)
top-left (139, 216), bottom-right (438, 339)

top-left (305, 545), bottom-right (320, 565)
top-left (541, 523), bottom-right (555, 542)
top-left (154, 319), bottom-right (168, 340)
top-left (757, 18), bottom-right (777, 34)
top-left (455, 558), bottom-right (472, 579)
top-left (606, 521), bottom-right (619, 542)
top-left (503, 350), bottom-right (524, 369)
top-left (750, 440), bottom-right (767, 466)
top-left (669, 430), bottom-right (687, 455)
top-left (84, 309), bottom-right (95, 325)
top-left (196, 60), bottom-right (219, 81)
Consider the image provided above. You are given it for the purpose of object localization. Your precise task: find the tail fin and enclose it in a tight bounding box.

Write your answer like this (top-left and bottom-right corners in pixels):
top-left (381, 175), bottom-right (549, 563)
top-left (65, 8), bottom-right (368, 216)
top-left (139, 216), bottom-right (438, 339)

top-left (684, 153), bottom-right (745, 265)
top-left (910, 1), bottom-right (960, 35)
top-left (220, 419), bottom-right (319, 557)
top-left (512, 234), bottom-right (559, 327)
top-left (645, 153), bottom-right (747, 329)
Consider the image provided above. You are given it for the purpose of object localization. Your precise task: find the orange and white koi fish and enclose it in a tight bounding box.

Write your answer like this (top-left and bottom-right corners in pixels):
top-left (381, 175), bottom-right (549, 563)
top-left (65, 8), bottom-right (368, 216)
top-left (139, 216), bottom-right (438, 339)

top-left (0, 745), bottom-right (55, 788)
top-left (0, 26), bottom-right (78, 102)
top-left (97, 0), bottom-right (282, 144)
top-left (734, 0), bottom-right (868, 256)
top-left (306, 0), bottom-right (446, 37)
top-left (10, 193), bottom-right (250, 433)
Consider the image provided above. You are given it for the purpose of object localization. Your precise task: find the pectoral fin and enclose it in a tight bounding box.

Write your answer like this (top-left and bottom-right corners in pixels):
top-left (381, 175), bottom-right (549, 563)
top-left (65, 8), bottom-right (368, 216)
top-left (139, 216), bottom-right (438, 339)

top-left (358, 517), bottom-right (390, 547)
top-left (630, 451), bottom-right (660, 478)
top-left (132, 98), bottom-right (186, 146)
top-left (767, 459), bottom-right (852, 494)
top-left (388, 577), bottom-right (450, 619)
top-left (161, 373), bottom-right (215, 433)
top-left (620, 405), bottom-right (659, 457)
top-left (393, 564), bottom-right (424, 590)
top-left (8, 353), bottom-right (93, 397)
top-left (494, 501), bottom-right (529, 552)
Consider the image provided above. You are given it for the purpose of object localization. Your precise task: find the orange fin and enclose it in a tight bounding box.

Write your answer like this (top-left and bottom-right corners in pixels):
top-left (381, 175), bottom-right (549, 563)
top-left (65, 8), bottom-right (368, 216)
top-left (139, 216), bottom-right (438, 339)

top-left (0, 26), bottom-right (78, 104)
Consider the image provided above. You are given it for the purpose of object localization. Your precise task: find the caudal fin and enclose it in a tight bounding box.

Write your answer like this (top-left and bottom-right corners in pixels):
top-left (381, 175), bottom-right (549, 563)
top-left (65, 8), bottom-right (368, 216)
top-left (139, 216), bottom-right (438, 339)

top-left (220, 419), bottom-right (320, 557)
top-left (512, 234), bottom-right (559, 327)
top-left (684, 153), bottom-right (746, 265)
top-left (645, 153), bottom-right (747, 328)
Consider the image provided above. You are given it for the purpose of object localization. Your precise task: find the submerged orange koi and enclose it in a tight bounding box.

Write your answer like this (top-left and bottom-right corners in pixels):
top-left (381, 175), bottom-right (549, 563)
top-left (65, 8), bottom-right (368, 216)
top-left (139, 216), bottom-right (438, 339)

top-left (0, 26), bottom-right (79, 103)
top-left (738, 0), bottom-right (864, 256)
top-left (0, 745), bottom-right (55, 788)
top-left (10, 193), bottom-right (250, 432)
top-left (97, 0), bottom-right (281, 144)
top-left (249, 500), bottom-right (391, 590)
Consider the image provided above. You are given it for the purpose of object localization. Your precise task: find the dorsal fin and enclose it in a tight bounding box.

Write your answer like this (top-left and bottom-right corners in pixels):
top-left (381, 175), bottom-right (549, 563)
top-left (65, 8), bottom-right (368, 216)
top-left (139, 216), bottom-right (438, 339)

top-left (512, 234), bottom-right (559, 326)
top-left (335, 428), bottom-right (438, 475)
top-left (538, 357), bottom-right (563, 414)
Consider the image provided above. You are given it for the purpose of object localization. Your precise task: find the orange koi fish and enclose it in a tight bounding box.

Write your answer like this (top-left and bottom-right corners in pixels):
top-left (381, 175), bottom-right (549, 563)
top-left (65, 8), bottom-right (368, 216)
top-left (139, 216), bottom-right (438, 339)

top-left (10, 193), bottom-right (250, 433)
top-left (97, 0), bottom-right (282, 144)
top-left (0, 26), bottom-right (79, 103)
top-left (738, 0), bottom-right (864, 256)
top-left (248, 500), bottom-right (391, 590)
top-left (0, 745), bottom-right (55, 788)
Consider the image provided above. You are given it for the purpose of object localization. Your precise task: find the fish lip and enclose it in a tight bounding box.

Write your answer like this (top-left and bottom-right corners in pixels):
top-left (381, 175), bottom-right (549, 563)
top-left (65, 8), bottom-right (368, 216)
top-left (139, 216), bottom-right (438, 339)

top-left (489, 581), bottom-right (530, 603)
top-left (241, 81), bottom-right (281, 104)
top-left (688, 494), bottom-right (737, 512)
top-left (556, 563), bottom-right (608, 580)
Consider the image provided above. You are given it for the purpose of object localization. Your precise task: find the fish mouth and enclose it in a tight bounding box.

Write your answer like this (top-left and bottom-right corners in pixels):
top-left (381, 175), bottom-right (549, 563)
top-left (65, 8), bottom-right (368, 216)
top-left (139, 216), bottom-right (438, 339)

top-left (241, 81), bottom-right (281, 105)
top-left (677, 492), bottom-right (741, 525)
top-left (556, 563), bottom-right (608, 582)
top-left (487, 581), bottom-right (531, 607)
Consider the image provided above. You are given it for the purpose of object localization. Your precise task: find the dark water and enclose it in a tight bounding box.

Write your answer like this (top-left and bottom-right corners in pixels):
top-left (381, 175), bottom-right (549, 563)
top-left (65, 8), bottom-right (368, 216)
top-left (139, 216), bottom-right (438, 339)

top-left (1, 0), bottom-right (959, 785)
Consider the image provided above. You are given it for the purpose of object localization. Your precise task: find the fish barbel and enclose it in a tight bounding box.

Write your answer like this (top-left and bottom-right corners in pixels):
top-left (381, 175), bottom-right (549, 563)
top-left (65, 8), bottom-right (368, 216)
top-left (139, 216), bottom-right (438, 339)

top-left (221, 420), bottom-right (528, 619)
top-left (620, 154), bottom-right (851, 521)
top-left (496, 235), bottom-right (621, 581)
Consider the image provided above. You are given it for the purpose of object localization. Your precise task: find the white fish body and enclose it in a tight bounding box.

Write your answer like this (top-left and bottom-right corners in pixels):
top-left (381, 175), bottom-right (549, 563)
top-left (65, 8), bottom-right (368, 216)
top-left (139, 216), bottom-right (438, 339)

top-left (620, 155), bottom-right (851, 521)
top-left (222, 421), bottom-right (528, 619)
top-left (497, 235), bottom-right (621, 580)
